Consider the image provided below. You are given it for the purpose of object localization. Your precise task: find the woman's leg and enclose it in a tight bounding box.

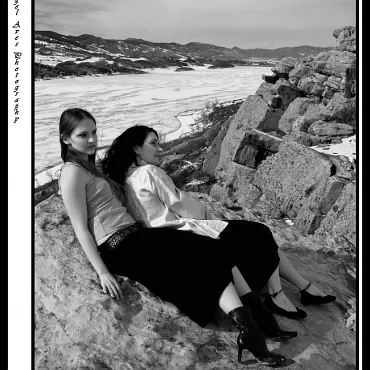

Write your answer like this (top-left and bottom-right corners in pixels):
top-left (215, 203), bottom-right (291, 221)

top-left (267, 266), bottom-right (298, 312)
top-left (218, 221), bottom-right (280, 292)
top-left (277, 249), bottom-right (327, 297)
top-left (220, 282), bottom-right (285, 365)
top-left (232, 266), bottom-right (252, 296)
top-left (219, 221), bottom-right (299, 312)
top-left (231, 266), bottom-right (298, 343)
top-left (218, 282), bottom-right (243, 314)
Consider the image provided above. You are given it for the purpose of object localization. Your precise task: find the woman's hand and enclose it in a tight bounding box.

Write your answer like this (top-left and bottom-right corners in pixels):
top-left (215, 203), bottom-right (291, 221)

top-left (99, 271), bottom-right (123, 301)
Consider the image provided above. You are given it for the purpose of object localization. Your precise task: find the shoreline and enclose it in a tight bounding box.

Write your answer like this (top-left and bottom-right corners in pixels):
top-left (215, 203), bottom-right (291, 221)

top-left (34, 64), bottom-right (274, 82)
top-left (35, 66), bottom-right (272, 173)
top-left (34, 96), bottom-right (245, 183)
top-left (35, 107), bottom-right (208, 187)
top-left (35, 115), bottom-right (356, 190)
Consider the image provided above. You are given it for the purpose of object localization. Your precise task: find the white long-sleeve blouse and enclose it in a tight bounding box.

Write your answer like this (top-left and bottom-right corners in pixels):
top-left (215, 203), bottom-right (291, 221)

top-left (124, 164), bottom-right (228, 239)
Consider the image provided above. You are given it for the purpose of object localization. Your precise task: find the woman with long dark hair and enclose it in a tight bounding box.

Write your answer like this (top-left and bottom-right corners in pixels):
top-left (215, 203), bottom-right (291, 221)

top-left (100, 125), bottom-right (336, 322)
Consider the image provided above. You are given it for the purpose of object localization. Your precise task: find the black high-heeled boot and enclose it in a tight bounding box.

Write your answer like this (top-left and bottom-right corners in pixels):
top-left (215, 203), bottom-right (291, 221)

top-left (228, 305), bottom-right (260, 332)
top-left (241, 291), bottom-right (298, 341)
top-left (228, 306), bottom-right (286, 365)
top-left (300, 281), bottom-right (336, 305)
top-left (237, 330), bottom-right (286, 365)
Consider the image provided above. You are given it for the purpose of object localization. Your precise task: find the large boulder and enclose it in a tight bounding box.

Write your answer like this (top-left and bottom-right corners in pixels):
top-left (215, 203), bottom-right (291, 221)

top-left (251, 139), bottom-right (334, 220)
top-left (262, 73), bottom-right (279, 83)
top-left (297, 75), bottom-right (326, 97)
top-left (255, 82), bottom-right (280, 108)
top-left (333, 26), bottom-right (356, 53)
top-left (214, 95), bottom-right (283, 181)
top-left (327, 154), bottom-right (356, 182)
top-left (287, 131), bottom-right (321, 147)
top-left (279, 90), bottom-right (354, 131)
top-left (230, 139), bottom-right (356, 243)
top-left (310, 50), bottom-right (356, 80)
top-left (271, 57), bottom-right (299, 78)
top-left (278, 97), bottom-right (320, 133)
top-left (322, 88), bottom-right (335, 100)
top-left (278, 95), bottom-right (355, 135)
top-left (303, 102), bottom-right (327, 124)
top-left (202, 117), bottom-right (232, 176)
top-left (288, 65), bottom-right (311, 87)
top-left (293, 176), bottom-right (349, 234)
top-left (210, 162), bottom-right (258, 209)
top-left (274, 79), bottom-right (301, 108)
top-left (315, 181), bottom-right (356, 246)
top-left (233, 129), bottom-right (282, 167)
top-left (308, 121), bottom-right (355, 137)
top-left (35, 194), bottom-right (356, 370)
top-left (256, 79), bottom-right (301, 110)
top-left (322, 93), bottom-right (356, 127)
top-left (323, 76), bottom-right (342, 92)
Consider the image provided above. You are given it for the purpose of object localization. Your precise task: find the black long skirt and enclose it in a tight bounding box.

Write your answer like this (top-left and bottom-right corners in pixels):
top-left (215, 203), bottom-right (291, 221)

top-left (218, 220), bottom-right (280, 291)
top-left (99, 220), bottom-right (280, 327)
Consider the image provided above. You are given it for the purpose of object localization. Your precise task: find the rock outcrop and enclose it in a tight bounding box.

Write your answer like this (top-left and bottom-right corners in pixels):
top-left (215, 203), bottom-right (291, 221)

top-left (35, 194), bottom-right (356, 370)
top-left (214, 95), bottom-right (285, 182)
top-left (208, 26), bottom-right (356, 248)
top-left (333, 26), bottom-right (356, 53)
top-left (35, 27), bottom-right (357, 370)
top-left (202, 117), bottom-right (233, 176)
top-left (256, 79), bottom-right (301, 110)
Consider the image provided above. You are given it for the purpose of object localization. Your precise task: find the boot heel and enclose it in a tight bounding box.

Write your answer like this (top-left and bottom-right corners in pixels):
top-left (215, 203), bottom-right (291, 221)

top-left (237, 345), bottom-right (243, 363)
top-left (237, 331), bottom-right (286, 366)
top-left (229, 307), bottom-right (286, 365)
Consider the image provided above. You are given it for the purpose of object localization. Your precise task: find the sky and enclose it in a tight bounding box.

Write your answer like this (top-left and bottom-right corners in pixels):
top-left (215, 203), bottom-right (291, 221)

top-left (35, 0), bottom-right (357, 49)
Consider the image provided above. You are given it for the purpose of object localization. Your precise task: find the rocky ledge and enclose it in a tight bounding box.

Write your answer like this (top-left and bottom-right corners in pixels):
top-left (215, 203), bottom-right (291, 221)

top-left (36, 193), bottom-right (356, 370)
top-left (35, 27), bottom-right (357, 369)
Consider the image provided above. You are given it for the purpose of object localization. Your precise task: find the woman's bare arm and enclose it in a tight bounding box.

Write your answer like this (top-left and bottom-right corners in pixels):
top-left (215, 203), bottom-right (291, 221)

top-left (60, 165), bottom-right (123, 300)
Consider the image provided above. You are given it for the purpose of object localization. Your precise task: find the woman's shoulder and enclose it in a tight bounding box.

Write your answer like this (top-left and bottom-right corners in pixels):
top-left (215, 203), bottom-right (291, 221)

top-left (126, 165), bottom-right (169, 188)
top-left (61, 161), bottom-right (88, 173)
top-left (60, 162), bottom-right (90, 184)
top-left (131, 164), bottom-right (166, 178)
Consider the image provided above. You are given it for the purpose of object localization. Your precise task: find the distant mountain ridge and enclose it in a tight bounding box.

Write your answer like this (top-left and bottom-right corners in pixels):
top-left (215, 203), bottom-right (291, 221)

top-left (34, 30), bottom-right (330, 79)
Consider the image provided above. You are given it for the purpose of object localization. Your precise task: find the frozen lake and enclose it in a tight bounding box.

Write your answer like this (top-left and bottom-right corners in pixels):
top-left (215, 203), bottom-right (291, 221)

top-left (35, 65), bottom-right (271, 174)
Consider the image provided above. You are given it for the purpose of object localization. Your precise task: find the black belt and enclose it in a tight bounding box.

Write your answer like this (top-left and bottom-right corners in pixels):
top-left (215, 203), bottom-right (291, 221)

top-left (99, 223), bottom-right (142, 253)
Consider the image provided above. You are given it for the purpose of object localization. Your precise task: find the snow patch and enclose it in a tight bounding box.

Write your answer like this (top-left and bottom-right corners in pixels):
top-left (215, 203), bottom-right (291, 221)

top-left (121, 57), bottom-right (149, 62)
top-left (74, 57), bottom-right (104, 64)
top-left (310, 135), bottom-right (356, 162)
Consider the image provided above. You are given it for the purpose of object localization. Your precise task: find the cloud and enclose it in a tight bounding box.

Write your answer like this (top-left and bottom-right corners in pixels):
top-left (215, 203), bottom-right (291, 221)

top-left (35, 0), bottom-right (356, 47)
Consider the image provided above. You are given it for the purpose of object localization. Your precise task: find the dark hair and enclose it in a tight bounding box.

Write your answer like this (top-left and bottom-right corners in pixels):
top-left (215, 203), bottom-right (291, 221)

top-left (59, 108), bottom-right (123, 198)
top-left (101, 125), bottom-right (158, 186)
